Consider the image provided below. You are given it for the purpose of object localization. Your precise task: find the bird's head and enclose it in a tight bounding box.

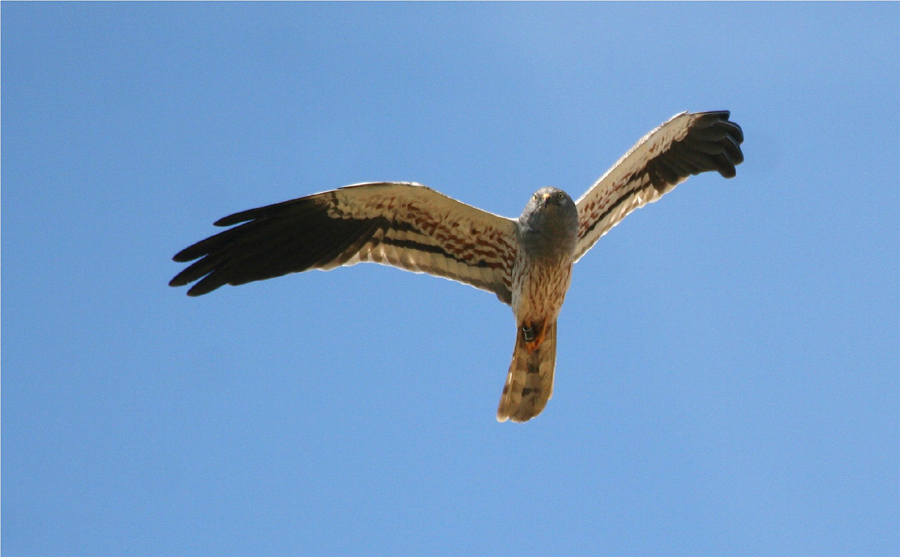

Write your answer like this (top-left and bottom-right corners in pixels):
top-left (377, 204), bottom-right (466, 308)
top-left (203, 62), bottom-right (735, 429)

top-left (522, 187), bottom-right (577, 227)
top-left (519, 187), bottom-right (579, 257)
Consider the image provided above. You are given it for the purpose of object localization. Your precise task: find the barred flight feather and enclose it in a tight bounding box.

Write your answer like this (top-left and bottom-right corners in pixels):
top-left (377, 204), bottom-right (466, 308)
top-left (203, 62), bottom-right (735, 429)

top-left (573, 111), bottom-right (743, 262)
top-left (170, 182), bottom-right (518, 303)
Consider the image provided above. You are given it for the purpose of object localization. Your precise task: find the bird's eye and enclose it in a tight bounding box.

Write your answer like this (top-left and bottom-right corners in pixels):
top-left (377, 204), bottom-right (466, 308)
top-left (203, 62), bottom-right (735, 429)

top-left (556, 192), bottom-right (566, 201)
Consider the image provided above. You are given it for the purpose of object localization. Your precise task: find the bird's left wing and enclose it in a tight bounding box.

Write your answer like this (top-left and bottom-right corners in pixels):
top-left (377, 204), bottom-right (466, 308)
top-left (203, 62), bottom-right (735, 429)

top-left (170, 182), bottom-right (519, 304)
top-left (573, 111), bottom-right (744, 262)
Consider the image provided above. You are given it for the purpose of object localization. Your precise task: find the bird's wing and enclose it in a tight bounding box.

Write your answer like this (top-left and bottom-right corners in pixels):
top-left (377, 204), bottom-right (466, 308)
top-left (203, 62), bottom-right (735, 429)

top-left (573, 111), bottom-right (744, 262)
top-left (170, 182), bottom-right (519, 304)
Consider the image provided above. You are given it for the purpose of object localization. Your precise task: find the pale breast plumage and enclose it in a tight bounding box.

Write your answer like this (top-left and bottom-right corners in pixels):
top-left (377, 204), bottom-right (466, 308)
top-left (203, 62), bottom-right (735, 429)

top-left (511, 253), bottom-right (575, 324)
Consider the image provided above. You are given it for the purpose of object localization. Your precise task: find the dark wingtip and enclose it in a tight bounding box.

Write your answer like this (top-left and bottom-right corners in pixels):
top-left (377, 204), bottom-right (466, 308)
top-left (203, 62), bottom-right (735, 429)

top-left (168, 268), bottom-right (225, 296)
top-left (168, 190), bottom-right (382, 297)
top-left (213, 212), bottom-right (250, 227)
top-left (169, 266), bottom-right (203, 291)
top-left (716, 157), bottom-right (738, 179)
top-left (700, 110), bottom-right (743, 178)
top-left (723, 120), bottom-right (744, 145)
top-left (185, 281), bottom-right (219, 297)
top-left (172, 247), bottom-right (196, 263)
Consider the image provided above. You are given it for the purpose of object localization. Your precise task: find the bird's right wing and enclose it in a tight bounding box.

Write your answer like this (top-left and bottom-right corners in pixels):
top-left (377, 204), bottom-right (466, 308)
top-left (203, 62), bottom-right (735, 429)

top-left (170, 182), bottom-right (519, 304)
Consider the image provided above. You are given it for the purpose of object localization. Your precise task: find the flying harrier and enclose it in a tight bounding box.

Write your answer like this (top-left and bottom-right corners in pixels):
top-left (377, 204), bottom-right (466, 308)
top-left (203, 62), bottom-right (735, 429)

top-left (170, 110), bottom-right (744, 422)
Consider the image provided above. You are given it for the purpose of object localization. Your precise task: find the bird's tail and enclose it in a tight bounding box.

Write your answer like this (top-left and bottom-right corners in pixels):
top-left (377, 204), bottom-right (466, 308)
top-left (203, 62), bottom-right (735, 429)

top-left (496, 320), bottom-right (557, 423)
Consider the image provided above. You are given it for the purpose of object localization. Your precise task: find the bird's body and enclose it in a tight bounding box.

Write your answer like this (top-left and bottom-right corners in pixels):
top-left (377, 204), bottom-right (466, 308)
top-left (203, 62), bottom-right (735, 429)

top-left (498, 188), bottom-right (579, 421)
top-left (511, 251), bottom-right (572, 341)
top-left (171, 111), bottom-right (744, 422)
top-left (512, 188), bottom-right (579, 337)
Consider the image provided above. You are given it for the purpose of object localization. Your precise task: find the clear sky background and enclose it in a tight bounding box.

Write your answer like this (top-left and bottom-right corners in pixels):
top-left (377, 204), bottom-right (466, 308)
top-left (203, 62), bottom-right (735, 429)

top-left (3, 3), bottom-right (898, 556)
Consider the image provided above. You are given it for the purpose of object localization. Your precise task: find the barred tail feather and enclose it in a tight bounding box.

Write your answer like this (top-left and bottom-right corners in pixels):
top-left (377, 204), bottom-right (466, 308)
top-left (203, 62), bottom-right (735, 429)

top-left (496, 321), bottom-right (557, 423)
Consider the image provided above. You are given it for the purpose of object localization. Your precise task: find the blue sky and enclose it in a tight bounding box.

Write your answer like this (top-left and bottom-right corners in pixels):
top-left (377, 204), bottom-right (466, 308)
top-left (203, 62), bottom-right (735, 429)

top-left (3, 3), bottom-right (898, 556)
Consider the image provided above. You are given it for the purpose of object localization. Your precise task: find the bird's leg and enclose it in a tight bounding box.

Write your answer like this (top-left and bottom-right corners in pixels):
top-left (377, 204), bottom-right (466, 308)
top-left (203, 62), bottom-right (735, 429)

top-left (522, 320), bottom-right (546, 353)
top-left (522, 324), bottom-right (535, 342)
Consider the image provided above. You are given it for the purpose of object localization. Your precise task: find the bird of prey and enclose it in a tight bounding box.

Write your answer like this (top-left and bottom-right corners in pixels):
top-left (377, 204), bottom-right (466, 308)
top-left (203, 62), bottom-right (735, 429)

top-left (170, 110), bottom-right (744, 423)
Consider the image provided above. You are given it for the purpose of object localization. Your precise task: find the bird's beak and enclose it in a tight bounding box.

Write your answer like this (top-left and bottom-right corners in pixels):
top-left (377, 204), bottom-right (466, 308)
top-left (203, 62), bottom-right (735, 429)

top-left (542, 193), bottom-right (551, 204)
